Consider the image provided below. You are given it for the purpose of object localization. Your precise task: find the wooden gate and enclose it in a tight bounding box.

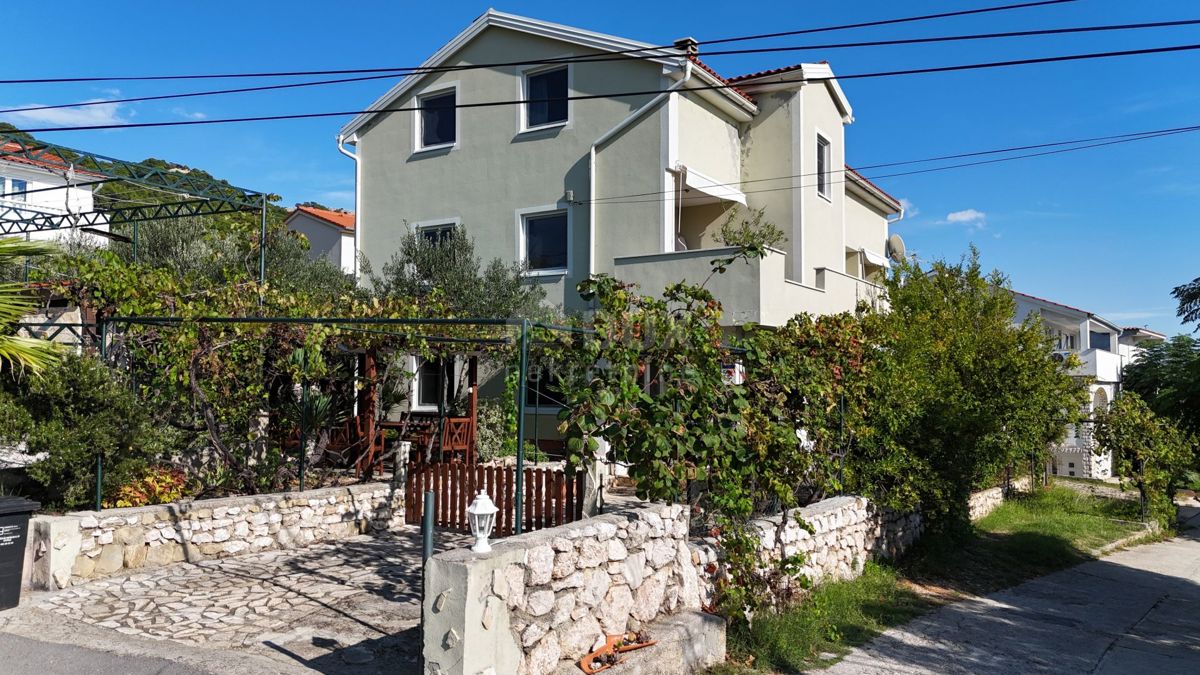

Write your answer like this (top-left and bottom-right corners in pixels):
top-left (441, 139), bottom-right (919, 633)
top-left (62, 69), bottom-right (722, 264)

top-left (404, 462), bottom-right (584, 535)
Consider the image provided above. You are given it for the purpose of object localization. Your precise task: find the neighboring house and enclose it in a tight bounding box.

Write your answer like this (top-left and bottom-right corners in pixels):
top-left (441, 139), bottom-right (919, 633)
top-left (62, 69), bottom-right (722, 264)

top-left (284, 205), bottom-right (356, 273)
top-left (1011, 291), bottom-right (1165, 479)
top-left (337, 10), bottom-right (904, 326)
top-left (0, 141), bottom-right (108, 244)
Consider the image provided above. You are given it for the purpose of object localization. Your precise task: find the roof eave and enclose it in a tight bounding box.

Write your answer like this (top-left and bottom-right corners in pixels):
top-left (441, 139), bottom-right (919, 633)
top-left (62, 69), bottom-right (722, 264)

top-left (735, 63), bottom-right (853, 123)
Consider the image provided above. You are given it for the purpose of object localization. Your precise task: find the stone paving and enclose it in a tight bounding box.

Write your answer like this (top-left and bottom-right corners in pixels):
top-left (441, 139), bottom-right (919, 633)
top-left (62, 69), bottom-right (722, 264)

top-left (32, 527), bottom-right (471, 672)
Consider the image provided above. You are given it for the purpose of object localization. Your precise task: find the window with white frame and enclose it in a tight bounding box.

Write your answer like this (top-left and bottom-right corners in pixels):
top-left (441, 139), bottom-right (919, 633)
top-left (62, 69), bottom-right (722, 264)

top-left (523, 65), bottom-right (568, 130)
top-left (413, 357), bottom-right (445, 411)
top-left (417, 89), bottom-right (456, 149)
top-left (816, 134), bottom-right (831, 199)
top-left (521, 210), bottom-right (568, 273)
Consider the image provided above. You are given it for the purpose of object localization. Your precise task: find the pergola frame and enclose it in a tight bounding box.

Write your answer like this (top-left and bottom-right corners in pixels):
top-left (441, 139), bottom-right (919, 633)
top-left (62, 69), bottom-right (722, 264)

top-left (0, 132), bottom-right (269, 278)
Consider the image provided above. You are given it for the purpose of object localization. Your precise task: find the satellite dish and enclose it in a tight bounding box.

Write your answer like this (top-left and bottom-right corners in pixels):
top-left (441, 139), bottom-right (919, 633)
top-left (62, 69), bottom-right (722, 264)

top-left (886, 233), bottom-right (907, 262)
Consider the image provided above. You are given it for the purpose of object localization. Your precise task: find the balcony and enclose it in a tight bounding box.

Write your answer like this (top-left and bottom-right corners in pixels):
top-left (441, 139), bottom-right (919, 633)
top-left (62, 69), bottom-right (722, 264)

top-left (1066, 348), bottom-right (1123, 383)
top-left (611, 247), bottom-right (884, 326)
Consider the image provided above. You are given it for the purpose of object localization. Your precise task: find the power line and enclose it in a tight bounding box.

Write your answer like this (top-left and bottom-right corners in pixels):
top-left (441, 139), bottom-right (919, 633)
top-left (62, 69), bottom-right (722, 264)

top-left (586, 123), bottom-right (1200, 204)
top-left (0, 0), bottom-right (1078, 85)
top-left (0, 177), bottom-right (114, 200)
top-left (6, 17), bottom-right (1194, 117)
top-left (10, 41), bottom-right (1200, 134)
top-left (590, 126), bottom-right (1197, 206)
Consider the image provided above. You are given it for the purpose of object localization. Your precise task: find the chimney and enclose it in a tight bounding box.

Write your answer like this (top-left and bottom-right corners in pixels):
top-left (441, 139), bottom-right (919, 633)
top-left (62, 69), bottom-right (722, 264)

top-left (673, 37), bottom-right (699, 55)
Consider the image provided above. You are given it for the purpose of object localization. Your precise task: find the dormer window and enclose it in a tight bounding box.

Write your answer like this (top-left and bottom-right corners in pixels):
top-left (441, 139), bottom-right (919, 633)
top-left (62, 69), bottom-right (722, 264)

top-left (522, 65), bottom-right (569, 131)
top-left (417, 88), bottom-right (457, 150)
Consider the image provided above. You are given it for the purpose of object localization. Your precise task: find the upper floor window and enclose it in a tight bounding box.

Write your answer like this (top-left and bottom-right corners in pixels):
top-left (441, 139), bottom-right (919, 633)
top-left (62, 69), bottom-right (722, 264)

top-left (418, 88), bottom-right (457, 150)
top-left (816, 135), bottom-right (831, 200)
top-left (520, 209), bottom-right (568, 274)
top-left (523, 66), bottom-right (568, 130)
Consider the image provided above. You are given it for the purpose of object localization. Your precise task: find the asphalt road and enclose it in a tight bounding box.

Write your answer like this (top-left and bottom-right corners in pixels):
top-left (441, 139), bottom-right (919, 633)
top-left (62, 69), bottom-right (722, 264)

top-left (821, 506), bottom-right (1200, 674)
top-left (0, 633), bottom-right (209, 675)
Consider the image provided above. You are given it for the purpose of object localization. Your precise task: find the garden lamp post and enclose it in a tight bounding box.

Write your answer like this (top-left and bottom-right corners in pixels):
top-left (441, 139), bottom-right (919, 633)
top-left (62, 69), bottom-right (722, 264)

top-left (467, 491), bottom-right (499, 553)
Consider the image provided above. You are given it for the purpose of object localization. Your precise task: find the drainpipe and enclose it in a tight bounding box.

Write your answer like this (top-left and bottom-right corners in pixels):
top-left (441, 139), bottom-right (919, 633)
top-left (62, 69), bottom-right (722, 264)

top-left (336, 133), bottom-right (361, 282)
top-left (588, 60), bottom-right (693, 277)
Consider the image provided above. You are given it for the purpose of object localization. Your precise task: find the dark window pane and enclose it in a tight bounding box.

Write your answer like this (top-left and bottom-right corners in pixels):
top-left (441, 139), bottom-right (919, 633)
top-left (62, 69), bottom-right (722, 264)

top-left (524, 367), bottom-right (562, 407)
top-left (420, 91), bottom-right (456, 147)
top-left (417, 359), bottom-right (443, 408)
top-left (525, 212), bottom-right (568, 271)
top-left (817, 137), bottom-right (830, 196)
top-left (420, 224), bottom-right (454, 246)
top-left (10, 178), bottom-right (26, 202)
top-left (526, 67), bottom-right (568, 128)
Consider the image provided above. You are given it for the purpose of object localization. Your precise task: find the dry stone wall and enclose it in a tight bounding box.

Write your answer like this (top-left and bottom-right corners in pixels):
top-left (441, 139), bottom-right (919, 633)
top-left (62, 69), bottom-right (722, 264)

top-left (28, 482), bottom-right (404, 589)
top-left (968, 475), bottom-right (1033, 521)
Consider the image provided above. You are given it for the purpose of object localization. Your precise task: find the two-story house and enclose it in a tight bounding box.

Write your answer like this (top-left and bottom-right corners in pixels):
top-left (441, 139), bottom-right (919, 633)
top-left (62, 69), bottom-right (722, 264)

top-left (1011, 291), bottom-right (1165, 479)
top-left (337, 10), bottom-right (903, 326)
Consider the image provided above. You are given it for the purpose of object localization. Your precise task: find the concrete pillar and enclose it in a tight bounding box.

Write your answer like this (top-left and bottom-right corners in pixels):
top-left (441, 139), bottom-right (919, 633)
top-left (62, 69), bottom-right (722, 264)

top-left (1078, 318), bottom-right (1091, 351)
top-left (423, 547), bottom-right (524, 674)
top-left (24, 515), bottom-right (83, 591)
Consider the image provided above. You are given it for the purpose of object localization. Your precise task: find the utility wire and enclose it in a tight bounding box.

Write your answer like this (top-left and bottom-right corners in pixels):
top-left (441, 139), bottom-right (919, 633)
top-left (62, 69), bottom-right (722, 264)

top-left (0, 0), bottom-right (1078, 84)
top-left (10, 41), bottom-right (1200, 134)
top-left (587, 123), bottom-right (1200, 203)
top-left (0, 177), bottom-right (115, 199)
top-left (590, 126), bottom-right (1197, 206)
top-left (5, 17), bottom-right (1193, 117)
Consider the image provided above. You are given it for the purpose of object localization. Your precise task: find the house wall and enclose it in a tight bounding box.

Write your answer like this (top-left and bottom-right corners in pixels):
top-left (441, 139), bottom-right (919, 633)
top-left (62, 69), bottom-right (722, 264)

top-left (799, 82), bottom-right (847, 288)
top-left (288, 213), bottom-right (352, 272)
top-left (676, 93), bottom-right (741, 187)
top-left (741, 90), bottom-right (798, 275)
top-left (0, 162), bottom-right (106, 244)
top-left (355, 26), bottom-right (667, 313)
top-left (843, 190), bottom-right (890, 266)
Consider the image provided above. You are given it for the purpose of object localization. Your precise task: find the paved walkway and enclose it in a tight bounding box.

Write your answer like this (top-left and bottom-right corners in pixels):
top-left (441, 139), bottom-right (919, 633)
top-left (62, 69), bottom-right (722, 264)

top-left (821, 508), bottom-right (1200, 674)
top-left (2, 527), bottom-right (470, 674)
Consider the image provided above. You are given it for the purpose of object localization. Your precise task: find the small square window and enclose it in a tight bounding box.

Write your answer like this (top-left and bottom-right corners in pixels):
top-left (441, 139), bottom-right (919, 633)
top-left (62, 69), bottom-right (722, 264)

top-left (816, 135), bottom-right (831, 199)
top-left (418, 90), bottom-right (456, 149)
top-left (415, 358), bottom-right (444, 409)
top-left (8, 178), bottom-right (26, 202)
top-left (525, 66), bottom-right (568, 129)
top-left (1068, 462), bottom-right (1075, 468)
top-left (523, 211), bottom-right (568, 272)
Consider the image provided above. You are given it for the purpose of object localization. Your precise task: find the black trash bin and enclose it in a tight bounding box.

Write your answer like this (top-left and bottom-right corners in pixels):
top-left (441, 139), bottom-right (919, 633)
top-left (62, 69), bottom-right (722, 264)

top-left (0, 496), bottom-right (40, 611)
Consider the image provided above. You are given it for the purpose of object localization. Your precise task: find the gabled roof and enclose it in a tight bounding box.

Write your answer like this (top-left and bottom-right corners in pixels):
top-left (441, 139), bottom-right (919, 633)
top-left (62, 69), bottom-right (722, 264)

top-left (728, 62), bottom-right (854, 123)
top-left (340, 9), bottom-right (750, 139)
top-left (288, 205), bottom-right (355, 232)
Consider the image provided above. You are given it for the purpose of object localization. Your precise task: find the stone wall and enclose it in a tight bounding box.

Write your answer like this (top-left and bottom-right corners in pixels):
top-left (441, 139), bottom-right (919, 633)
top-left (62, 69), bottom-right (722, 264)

top-left (26, 481), bottom-right (404, 590)
top-left (968, 475), bottom-right (1033, 521)
top-left (423, 503), bottom-right (700, 675)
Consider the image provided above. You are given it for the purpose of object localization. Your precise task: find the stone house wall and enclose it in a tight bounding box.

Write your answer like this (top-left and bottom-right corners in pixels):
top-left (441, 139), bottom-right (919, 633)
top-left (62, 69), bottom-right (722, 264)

top-left (25, 481), bottom-right (404, 590)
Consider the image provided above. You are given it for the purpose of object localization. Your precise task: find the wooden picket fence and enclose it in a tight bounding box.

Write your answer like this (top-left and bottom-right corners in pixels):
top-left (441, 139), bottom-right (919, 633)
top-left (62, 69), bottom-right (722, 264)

top-left (404, 462), bottom-right (584, 536)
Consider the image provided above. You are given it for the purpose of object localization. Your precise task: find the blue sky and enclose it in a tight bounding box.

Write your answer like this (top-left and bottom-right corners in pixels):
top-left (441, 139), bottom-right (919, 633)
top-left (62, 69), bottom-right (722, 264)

top-left (3, 1), bottom-right (1198, 335)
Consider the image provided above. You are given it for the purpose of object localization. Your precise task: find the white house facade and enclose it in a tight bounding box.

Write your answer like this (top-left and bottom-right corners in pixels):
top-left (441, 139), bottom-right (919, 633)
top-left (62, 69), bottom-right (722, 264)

top-left (0, 141), bottom-right (107, 245)
top-left (284, 205), bottom-right (356, 273)
top-left (1011, 291), bottom-right (1165, 479)
top-left (337, 10), bottom-right (903, 325)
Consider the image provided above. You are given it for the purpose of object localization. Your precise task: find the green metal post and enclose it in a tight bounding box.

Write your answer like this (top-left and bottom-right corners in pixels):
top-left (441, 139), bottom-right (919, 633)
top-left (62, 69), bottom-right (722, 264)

top-left (299, 383), bottom-right (308, 492)
top-left (23, 233), bottom-right (30, 282)
top-left (514, 320), bottom-right (529, 534)
top-left (258, 195), bottom-right (268, 284)
top-left (132, 221), bottom-right (139, 263)
top-left (96, 319), bottom-right (109, 512)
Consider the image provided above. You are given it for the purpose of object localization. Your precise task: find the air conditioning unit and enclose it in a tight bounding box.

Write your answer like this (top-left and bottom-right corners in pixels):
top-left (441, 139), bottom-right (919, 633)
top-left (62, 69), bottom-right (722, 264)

top-left (1051, 352), bottom-right (1067, 363)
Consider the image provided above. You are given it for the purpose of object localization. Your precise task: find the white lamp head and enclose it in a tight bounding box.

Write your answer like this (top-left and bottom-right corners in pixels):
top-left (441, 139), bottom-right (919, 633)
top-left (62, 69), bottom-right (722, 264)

top-left (467, 490), bottom-right (500, 553)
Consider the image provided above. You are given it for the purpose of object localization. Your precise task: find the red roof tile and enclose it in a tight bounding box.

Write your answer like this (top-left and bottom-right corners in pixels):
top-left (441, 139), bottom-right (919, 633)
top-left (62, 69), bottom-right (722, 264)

top-left (0, 141), bottom-right (105, 179)
top-left (844, 165), bottom-right (901, 211)
top-left (687, 56), bottom-right (755, 105)
top-left (727, 63), bottom-right (811, 84)
top-left (294, 205), bottom-right (355, 231)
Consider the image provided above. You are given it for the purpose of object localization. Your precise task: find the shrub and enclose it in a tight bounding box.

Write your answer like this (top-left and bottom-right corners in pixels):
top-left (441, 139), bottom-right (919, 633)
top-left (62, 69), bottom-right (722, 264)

top-left (106, 466), bottom-right (187, 508)
top-left (4, 354), bottom-right (172, 509)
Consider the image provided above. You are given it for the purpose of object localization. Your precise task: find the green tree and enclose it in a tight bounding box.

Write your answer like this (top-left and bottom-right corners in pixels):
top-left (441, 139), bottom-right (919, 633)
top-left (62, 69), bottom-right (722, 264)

top-left (1122, 335), bottom-right (1200, 434)
top-left (1094, 392), bottom-right (1195, 528)
top-left (859, 249), bottom-right (1087, 527)
top-left (367, 224), bottom-right (546, 318)
top-left (0, 237), bottom-right (61, 374)
top-left (1172, 276), bottom-right (1200, 327)
top-left (2, 354), bottom-right (165, 508)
